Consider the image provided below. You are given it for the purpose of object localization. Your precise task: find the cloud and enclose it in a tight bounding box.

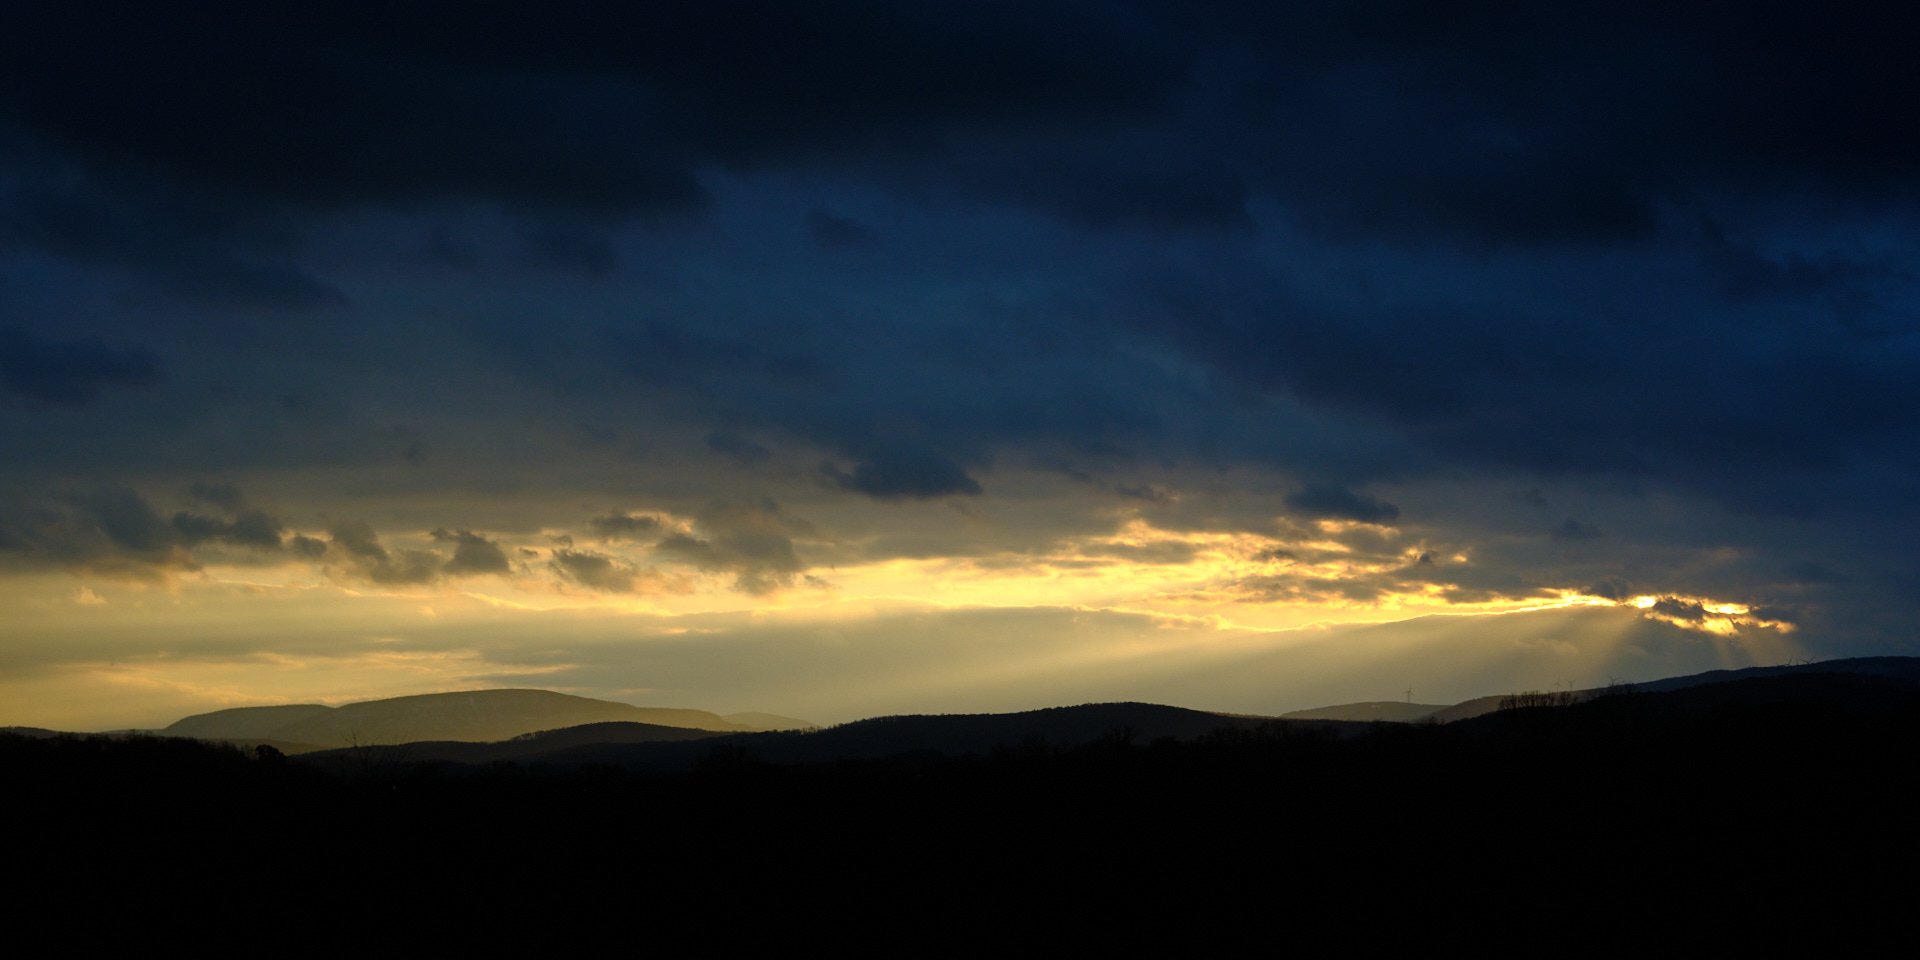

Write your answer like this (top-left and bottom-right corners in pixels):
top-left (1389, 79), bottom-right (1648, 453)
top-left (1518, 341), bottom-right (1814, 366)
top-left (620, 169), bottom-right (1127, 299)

top-left (327, 521), bottom-right (440, 585)
top-left (0, 4), bottom-right (1175, 227)
top-left (548, 547), bottom-right (687, 595)
top-left (706, 429), bottom-right (771, 466)
top-left (13, 3), bottom-right (1920, 249)
top-left (653, 499), bottom-right (816, 595)
top-left (0, 488), bottom-right (199, 578)
top-left (1586, 577), bottom-right (1635, 602)
top-left (588, 511), bottom-right (662, 541)
top-left (807, 210), bottom-right (870, 248)
top-left (188, 481), bottom-right (246, 511)
top-left (0, 1), bottom-right (1918, 666)
top-left (1284, 484), bottom-right (1400, 524)
top-left (550, 548), bottom-right (640, 593)
top-left (0, 484), bottom-right (314, 578)
top-left (1651, 597), bottom-right (1708, 621)
top-left (518, 218), bottom-right (616, 277)
top-left (1551, 519), bottom-right (1603, 542)
top-left (0, 326), bottom-right (157, 404)
top-left (824, 445), bottom-right (983, 501)
top-left (172, 509), bottom-right (285, 550)
top-left (1115, 483), bottom-right (1174, 504)
top-left (0, 160), bottom-right (349, 306)
top-left (62, 489), bottom-right (174, 553)
top-left (431, 528), bottom-right (511, 576)
top-left (607, 320), bottom-right (817, 387)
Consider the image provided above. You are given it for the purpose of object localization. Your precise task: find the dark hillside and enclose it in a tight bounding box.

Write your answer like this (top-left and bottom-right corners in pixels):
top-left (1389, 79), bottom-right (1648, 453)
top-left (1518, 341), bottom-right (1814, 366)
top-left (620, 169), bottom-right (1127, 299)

top-left (297, 720), bottom-right (727, 768)
top-left (1625, 657), bottom-right (1920, 693)
top-left (269, 689), bottom-right (745, 744)
top-left (8, 671), bottom-right (1919, 941)
top-left (1281, 701), bottom-right (1448, 722)
top-left (1296, 655), bottom-right (1920, 724)
top-left (1454, 672), bottom-right (1920, 740)
top-left (165, 704), bottom-right (334, 739)
top-left (499, 701), bottom-right (1367, 771)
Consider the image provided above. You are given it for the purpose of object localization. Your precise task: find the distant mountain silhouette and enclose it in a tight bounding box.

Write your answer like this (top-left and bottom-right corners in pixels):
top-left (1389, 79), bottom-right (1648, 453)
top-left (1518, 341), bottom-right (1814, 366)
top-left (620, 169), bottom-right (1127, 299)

top-left (1281, 701), bottom-right (1449, 722)
top-left (166, 689), bottom-right (747, 746)
top-left (165, 705), bottom-right (334, 739)
top-left (1420, 696), bottom-right (1508, 723)
top-left (300, 720), bottom-right (729, 767)
top-left (17, 665), bottom-right (1920, 938)
top-left (723, 712), bottom-right (819, 731)
top-left (1287, 656), bottom-right (1920, 724)
top-left (1625, 656), bottom-right (1920, 693)
top-left (100, 655), bottom-right (1920, 773)
top-left (385, 702), bottom-right (1370, 773)
top-left (1451, 671), bottom-right (1920, 735)
top-left (284, 661), bottom-right (1920, 772)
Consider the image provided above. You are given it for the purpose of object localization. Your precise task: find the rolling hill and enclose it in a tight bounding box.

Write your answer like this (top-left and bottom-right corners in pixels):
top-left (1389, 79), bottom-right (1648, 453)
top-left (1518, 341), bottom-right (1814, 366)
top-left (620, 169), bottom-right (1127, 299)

top-left (723, 712), bottom-right (819, 731)
top-left (1281, 701), bottom-right (1449, 722)
top-left (151, 656), bottom-right (1920, 774)
top-left (297, 701), bottom-right (1368, 773)
top-left (1283, 656), bottom-right (1920, 725)
top-left (165, 689), bottom-right (747, 746)
top-left (164, 704), bottom-right (334, 740)
top-left (302, 720), bottom-right (732, 767)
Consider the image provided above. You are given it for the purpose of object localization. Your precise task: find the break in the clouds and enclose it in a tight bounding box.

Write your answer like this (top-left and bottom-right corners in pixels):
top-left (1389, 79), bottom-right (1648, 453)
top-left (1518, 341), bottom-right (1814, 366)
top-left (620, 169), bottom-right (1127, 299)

top-left (1, 2), bottom-right (1916, 727)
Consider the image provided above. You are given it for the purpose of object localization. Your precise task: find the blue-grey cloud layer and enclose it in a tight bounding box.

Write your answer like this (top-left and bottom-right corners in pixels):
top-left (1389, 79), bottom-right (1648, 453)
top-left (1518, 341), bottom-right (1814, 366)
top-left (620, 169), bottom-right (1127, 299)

top-left (1, 2), bottom-right (1917, 653)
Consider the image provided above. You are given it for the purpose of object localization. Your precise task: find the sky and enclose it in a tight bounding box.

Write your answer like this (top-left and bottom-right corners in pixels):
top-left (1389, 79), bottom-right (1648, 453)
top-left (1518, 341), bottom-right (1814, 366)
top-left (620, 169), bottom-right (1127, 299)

top-left (3, 2), bottom-right (1916, 729)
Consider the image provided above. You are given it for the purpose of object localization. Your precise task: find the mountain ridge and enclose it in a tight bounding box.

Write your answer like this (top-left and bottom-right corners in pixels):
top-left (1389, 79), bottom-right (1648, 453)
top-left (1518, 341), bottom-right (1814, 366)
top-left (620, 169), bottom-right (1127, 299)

top-left (164, 689), bottom-right (748, 745)
top-left (1286, 656), bottom-right (1920, 724)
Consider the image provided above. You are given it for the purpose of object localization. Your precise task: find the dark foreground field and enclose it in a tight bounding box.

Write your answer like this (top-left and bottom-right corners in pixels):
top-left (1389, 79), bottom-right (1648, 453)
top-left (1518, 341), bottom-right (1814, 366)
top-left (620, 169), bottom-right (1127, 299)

top-left (9, 672), bottom-right (1917, 947)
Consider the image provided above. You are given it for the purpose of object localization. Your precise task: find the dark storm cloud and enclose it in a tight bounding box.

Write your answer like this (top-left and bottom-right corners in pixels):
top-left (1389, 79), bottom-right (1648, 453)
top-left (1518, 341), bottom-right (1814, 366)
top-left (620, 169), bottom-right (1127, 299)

top-left (172, 509), bottom-right (286, 550)
top-left (2, 0), bottom-right (1913, 517)
top-left (652, 500), bottom-right (816, 595)
top-left (0, 136), bottom-right (348, 306)
top-left (1586, 577), bottom-right (1636, 602)
top-left (0, 1), bottom-right (1173, 235)
top-left (1651, 597), bottom-right (1710, 622)
top-left (823, 445), bottom-right (983, 501)
top-left (431, 528), bottom-right (511, 576)
top-left (0, 326), bottom-right (157, 405)
top-left (188, 482), bottom-right (246, 511)
top-left (59, 489), bottom-right (175, 556)
top-left (1114, 483), bottom-right (1174, 504)
top-left (550, 548), bottom-right (642, 593)
top-left (326, 521), bottom-right (441, 585)
top-left (0, 493), bottom-right (163, 573)
top-left (608, 321), bottom-right (817, 387)
top-left (1124, 236), bottom-right (1920, 515)
top-left (1, 0), bottom-right (1919, 658)
top-left (587, 511), bottom-right (661, 541)
top-left (705, 429), bottom-right (771, 467)
top-left (1551, 519), bottom-right (1603, 543)
top-left (517, 218), bottom-right (616, 278)
top-left (0, 488), bottom-right (289, 575)
top-left (306, 523), bottom-right (515, 583)
top-left (806, 210), bottom-right (871, 248)
top-left (10, 2), bottom-right (1920, 247)
top-left (0, 482), bottom-right (311, 579)
top-left (1284, 484), bottom-right (1400, 524)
